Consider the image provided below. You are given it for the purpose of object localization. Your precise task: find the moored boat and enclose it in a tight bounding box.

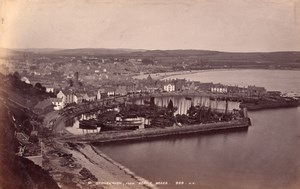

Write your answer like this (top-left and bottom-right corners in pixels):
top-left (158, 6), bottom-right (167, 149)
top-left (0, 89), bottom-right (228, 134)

top-left (185, 97), bottom-right (192, 100)
top-left (101, 122), bottom-right (139, 131)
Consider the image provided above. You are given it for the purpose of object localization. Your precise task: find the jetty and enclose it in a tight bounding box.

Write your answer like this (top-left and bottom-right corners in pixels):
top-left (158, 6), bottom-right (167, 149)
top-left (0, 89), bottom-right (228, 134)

top-left (60, 118), bottom-right (251, 144)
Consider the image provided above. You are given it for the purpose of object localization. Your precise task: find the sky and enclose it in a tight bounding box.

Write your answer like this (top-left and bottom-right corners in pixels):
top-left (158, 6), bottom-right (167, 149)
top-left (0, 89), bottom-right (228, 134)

top-left (0, 0), bottom-right (300, 52)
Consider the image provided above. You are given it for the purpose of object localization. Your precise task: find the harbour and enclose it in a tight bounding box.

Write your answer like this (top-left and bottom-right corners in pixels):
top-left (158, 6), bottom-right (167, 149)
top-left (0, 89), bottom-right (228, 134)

top-left (40, 69), bottom-right (300, 189)
top-left (61, 118), bottom-right (251, 143)
top-left (95, 69), bottom-right (300, 189)
top-left (1, 2), bottom-right (300, 187)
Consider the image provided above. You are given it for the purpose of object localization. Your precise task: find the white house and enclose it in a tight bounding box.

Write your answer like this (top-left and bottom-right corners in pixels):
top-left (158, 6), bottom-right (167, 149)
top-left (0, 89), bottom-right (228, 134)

top-left (57, 90), bottom-right (66, 102)
top-left (97, 90), bottom-right (101, 100)
top-left (73, 94), bottom-right (79, 104)
top-left (46, 87), bottom-right (54, 93)
top-left (21, 77), bottom-right (30, 84)
top-left (211, 86), bottom-right (228, 93)
top-left (52, 90), bottom-right (68, 109)
top-left (50, 98), bottom-right (64, 110)
top-left (163, 83), bottom-right (175, 92)
top-left (63, 90), bottom-right (78, 104)
top-left (82, 92), bottom-right (96, 102)
top-left (106, 88), bottom-right (115, 96)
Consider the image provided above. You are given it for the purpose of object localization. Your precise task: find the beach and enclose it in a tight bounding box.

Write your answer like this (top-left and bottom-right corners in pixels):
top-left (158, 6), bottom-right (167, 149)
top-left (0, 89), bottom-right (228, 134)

top-left (43, 137), bottom-right (157, 189)
top-left (133, 69), bottom-right (246, 80)
top-left (133, 70), bottom-right (200, 80)
top-left (42, 110), bottom-right (158, 189)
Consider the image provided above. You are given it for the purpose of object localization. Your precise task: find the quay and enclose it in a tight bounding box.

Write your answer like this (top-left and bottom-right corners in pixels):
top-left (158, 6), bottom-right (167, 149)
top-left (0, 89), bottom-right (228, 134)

top-left (60, 118), bottom-right (251, 144)
top-left (49, 89), bottom-right (298, 144)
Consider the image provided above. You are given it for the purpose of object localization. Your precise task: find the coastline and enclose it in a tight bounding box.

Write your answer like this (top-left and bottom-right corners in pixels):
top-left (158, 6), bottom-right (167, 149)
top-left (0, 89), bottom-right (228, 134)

top-left (240, 101), bottom-right (299, 111)
top-left (42, 117), bottom-right (249, 188)
top-left (41, 94), bottom-right (253, 188)
top-left (133, 68), bottom-right (300, 81)
top-left (41, 65), bottom-right (299, 188)
top-left (43, 113), bottom-right (159, 189)
top-left (43, 137), bottom-right (158, 189)
top-left (43, 115), bottom-right (160, 188)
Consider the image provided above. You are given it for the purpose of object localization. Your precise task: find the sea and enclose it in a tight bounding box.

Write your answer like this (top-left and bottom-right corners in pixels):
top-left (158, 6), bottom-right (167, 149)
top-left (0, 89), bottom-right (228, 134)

top-left (96, 69), bottom-right (300, 189)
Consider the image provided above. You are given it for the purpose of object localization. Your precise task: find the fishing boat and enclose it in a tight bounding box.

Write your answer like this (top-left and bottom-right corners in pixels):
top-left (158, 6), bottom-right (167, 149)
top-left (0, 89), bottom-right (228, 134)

top-left (80, 119), bottom-right (99, 125)
top-left (79, 121), bottom-right (97, 130)
top-left (144, 100), bottom-right (151, 104)
top-left (79, 119), bottom-right (101, 129)
top-left (100, 122), bottom-right (139, 131)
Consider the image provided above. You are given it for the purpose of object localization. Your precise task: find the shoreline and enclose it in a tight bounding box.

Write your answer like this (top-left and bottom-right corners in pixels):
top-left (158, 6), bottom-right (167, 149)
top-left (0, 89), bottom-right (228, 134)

top-left (240, 101), bottom-right (299, 111)
top-left (42, 118), bottom-right (250, 188)
top-left (43, 111), bottom-right (161, 189)
top-left (43, 137), bottom-right (158, 189)
top-left (91, 146), bottom-right (159, 189)
top-left (134, 68), bottom-right (300, 80)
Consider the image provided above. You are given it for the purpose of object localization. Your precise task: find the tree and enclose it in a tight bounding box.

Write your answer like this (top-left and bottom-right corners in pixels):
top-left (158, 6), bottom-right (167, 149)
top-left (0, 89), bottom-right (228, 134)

top-left (167, 99), bottom-right (174, 110)
top-left (68, 79), bottom-right (74, 87)
top-left (142, 58), bottom-right (154, 65)
top-left (150, 97), bottom-right (155, 109)
top-left (35, 83), bottom-right (42, 89)
top-left (34, 83), bottom-right (46, 93)
top-left (10, 72), bottom-right (20, 86)
top-left (13, 71), bottom-right (20, 80)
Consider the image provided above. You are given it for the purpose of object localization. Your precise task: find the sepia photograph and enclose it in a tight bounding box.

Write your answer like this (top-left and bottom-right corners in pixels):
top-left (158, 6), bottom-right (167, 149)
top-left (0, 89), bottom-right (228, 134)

top-left (0, 0), bottom-right (300, 188)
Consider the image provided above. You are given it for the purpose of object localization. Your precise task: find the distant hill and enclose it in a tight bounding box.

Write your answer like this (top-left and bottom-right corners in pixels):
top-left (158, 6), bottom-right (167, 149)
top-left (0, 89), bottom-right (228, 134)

top-left (0, 48), bottom-right (146, 56)
top-left (16, 48), bottom-right (64, 53)
top-left (128, 49), bottom-right (220, 57)
top-left (127, 50), bottom-right (300, 64)
top-left (128, 49), bottom-right (300, 58)
top-left (0, 48), bottom-right (24, 57)
top-left (35, 48), bottom-right (146, 56)
top-left (2, 48), bottom-right (300, 64)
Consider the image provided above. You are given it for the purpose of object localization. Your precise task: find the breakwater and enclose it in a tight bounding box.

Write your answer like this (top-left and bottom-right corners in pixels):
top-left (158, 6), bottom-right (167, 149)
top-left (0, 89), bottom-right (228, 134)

top-left (239, 99), bottom-right (299, 111)
top-left (61, 118), bottom-right (250, 143)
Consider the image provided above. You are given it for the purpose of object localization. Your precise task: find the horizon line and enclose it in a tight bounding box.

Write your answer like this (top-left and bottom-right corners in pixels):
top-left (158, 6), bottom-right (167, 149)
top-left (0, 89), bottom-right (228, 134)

top-left (1, 47), bottom-right (300, 54)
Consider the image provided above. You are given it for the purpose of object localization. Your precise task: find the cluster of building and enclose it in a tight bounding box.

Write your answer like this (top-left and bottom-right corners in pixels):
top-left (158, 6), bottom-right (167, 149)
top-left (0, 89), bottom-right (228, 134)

top-left (46, 74), bottom-right (268, 111)
top-left (52, 89), bottom-right (101, 110)
top-left (135, 75), bottom-right (267, 97)
top-left (1, 54), bottom-right (166, 89)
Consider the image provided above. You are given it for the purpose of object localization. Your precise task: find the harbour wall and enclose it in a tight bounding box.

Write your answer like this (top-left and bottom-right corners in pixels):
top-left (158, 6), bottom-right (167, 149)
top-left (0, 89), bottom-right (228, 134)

top-left (61, 118), bottom-right (250, 144)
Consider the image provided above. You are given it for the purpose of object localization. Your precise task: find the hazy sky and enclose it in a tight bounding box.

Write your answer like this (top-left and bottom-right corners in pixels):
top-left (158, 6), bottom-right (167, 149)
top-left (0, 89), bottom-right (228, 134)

top-left (0, 0), bottom-right (300, 52)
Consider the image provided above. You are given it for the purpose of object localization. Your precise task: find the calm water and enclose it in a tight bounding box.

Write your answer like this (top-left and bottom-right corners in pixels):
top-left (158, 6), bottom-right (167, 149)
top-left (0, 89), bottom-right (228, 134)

top-left (97, 69), bottom-right (300, 189)
top-left (165, 69), bottom-right (300, 94)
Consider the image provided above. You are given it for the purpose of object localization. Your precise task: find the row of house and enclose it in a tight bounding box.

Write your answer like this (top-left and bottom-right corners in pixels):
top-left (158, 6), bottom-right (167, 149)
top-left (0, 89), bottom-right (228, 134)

top-left (138, 76), bottom-right (267, 97)
top-left (47, 78), bottom-right (186, 110)
top-left (50, 89), bottom-right (101, 110)
top-left (211, 84), bottom-right (267, 97)
top-left (136, 75), bottom-right (187, 92)
top-left (47, 75), bottom-right (267, 110)
top-left (101, 77), bottom-right (267, 97)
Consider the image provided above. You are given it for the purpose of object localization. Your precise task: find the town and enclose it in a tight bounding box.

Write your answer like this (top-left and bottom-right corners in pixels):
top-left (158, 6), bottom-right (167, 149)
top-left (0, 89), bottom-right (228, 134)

top-left (0, 50), bottom-right (299, 189)
top-left (1, 1), bottom-right (300, 188)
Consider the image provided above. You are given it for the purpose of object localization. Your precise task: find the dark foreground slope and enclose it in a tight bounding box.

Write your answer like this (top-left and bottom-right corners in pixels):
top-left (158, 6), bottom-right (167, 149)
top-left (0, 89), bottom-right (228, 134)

top-left (0, 102), bottom-right (59, 189)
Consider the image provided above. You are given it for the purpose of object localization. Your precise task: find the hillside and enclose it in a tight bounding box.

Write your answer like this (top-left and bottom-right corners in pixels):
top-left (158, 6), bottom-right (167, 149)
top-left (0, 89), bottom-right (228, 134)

top-left (128, 50), bottom-right (300, 63)
top-left (0, 100), bottom-right (59, 189)
top-left (0, 48), bottom-right (24, 57)
top-left (2, 48), bottom-right (300, 68)
top-left (29, 48), bottom-right (145, 56)
top-left (6, 48), bottom-right (300, 62)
